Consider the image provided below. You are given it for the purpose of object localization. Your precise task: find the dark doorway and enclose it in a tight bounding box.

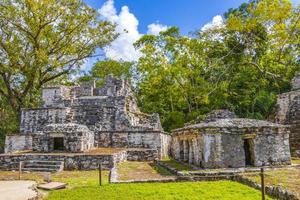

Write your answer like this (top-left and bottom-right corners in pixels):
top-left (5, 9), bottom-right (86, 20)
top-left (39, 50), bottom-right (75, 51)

top-left (184, 140), bottom-right (189, 163)
top-left (179, 140), bottom-right (184, 161)
top-left (53, 137), bottom-right (64, 151)
top-left (244, 139), bottom-right (254, 166)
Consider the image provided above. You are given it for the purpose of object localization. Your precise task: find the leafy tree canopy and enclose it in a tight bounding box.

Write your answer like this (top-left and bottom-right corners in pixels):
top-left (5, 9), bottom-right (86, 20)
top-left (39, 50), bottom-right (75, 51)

top-left (0, 0), bottom-right (116, 114)
top-left (80, 59), bottom-right (133, 86)
top-left (133, 0), bottom-right (299, 131)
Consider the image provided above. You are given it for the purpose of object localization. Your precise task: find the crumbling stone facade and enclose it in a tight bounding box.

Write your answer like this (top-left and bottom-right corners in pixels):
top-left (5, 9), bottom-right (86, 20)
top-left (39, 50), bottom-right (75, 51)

top-left (171, 110), bottom-right (291, 168)
top-left (274, 74), bottom-right (300, 157)
top-left (5, 76), bottom-right (170, 159)
top-left (32, 124), bottom-right (94, 153)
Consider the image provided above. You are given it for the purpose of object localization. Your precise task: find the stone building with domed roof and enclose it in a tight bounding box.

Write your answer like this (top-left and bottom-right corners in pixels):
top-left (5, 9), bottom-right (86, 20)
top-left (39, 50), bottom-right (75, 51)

top-left (171, 110), bottom-right (291, 168)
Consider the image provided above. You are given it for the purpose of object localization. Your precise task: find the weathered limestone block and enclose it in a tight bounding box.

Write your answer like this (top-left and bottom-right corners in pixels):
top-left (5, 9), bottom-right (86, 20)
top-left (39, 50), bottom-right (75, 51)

top-left (273, 74), bottom-right (300, 157)
top-left (4, 135), bottom-right (32, 154)
top-left (42, 86), bottom-right (70, 108)
top-left (20, 108), bottom-right (67, 134)
top-left (126, 149), bottom-right (158, 161)
top-left (33, 124), bottom-right (94, 153)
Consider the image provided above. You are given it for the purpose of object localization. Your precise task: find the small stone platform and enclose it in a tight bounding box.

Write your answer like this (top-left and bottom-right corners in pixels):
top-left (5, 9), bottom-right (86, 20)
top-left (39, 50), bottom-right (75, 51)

top-left (0, 148), bottom-right (158, 171)
top-left (37, 182), bottom-right (67, 190)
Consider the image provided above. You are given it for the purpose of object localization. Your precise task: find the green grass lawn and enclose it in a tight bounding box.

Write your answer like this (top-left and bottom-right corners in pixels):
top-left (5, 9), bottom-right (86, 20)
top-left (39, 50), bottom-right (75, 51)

top-left (0, 170), bottom-right (272, 200)
top-left (45, 180), bottom-right (271, 200)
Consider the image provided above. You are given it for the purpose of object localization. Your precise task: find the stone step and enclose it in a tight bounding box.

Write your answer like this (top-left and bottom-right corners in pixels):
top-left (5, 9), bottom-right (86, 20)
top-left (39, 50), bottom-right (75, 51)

top-left (25, 160), bottom-right (63, 165)
top-left (22, 167), bottom-right (60, 172)
top-left (23, 164), bottom-right (61, 169)
top-left (22, 160), bottom-right (64, 173)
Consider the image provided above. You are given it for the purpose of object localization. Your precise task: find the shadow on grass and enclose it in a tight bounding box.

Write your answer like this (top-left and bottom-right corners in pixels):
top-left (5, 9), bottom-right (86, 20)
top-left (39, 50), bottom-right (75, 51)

top-left (159, 158), bottom-right (193, 171)
top-left (149, 163), bottom-right (173, 176)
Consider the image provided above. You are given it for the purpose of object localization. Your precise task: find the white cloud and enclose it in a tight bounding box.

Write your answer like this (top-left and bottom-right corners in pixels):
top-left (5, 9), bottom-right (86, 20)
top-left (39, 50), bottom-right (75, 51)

top-left (201, 15), bottom-right (224, 31)
top-left (147, 23), bottom-right (168, 35)
top-left (98, 0), bottom-right (141, 62)
top-left (98, 0), bottom-right (118, 22)
top-left (98, 0), bottom-right (168, 62)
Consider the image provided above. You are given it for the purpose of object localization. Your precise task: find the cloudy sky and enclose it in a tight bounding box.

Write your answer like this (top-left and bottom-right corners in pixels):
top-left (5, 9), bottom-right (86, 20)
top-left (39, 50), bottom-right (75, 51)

top-left (82, 0), bottom-right (300, 71)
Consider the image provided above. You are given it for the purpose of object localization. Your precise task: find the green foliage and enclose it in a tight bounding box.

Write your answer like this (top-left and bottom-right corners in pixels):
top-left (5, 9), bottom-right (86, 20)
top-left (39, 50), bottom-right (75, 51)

top-left (162, 111), bottom-right (185, 132)
top-left (81, 60), bottom-right (133, 87)
top-left (0, 103), bottom-right (19, 152)
top-left (0, 0), bottom-right (116, 113)
top-left (133, 0), bottom-right (299, 131)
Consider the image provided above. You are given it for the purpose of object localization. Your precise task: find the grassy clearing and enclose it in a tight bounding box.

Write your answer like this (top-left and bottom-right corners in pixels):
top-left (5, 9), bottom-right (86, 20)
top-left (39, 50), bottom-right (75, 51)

top-left (0, 170), bottom-right (272, 200)
top-left (117, 161), bottom-right (173, 181)
top-left (46, 180), bottom-right (271, 200)
top-left (242, 168), bottom-right (300, 199)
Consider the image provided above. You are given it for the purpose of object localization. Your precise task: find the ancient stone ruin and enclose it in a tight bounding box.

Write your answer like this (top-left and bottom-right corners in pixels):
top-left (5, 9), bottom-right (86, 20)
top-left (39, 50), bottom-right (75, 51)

top-left (1, 76), bottom-right (293, 171)
top-left (274, 74), bottom-right (300, 157)
top-left (4, 75), bottom-right (170, 158)
top-left (171, 110), bottom-right (291, 168)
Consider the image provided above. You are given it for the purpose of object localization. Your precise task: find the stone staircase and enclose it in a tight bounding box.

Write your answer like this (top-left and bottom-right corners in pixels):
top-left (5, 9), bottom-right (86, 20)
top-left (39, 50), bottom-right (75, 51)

top-left (22, 160), bottom-right (64, 173)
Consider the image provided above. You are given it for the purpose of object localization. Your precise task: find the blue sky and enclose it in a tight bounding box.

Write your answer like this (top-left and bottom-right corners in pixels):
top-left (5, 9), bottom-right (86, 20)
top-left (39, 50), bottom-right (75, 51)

top-left (85, 0), bottom-right (248, 35)
top-left (81, 0), bottom-right (300, 71)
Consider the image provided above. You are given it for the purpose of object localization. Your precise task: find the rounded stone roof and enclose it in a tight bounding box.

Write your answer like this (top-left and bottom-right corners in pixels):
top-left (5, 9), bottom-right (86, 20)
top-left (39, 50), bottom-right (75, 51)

top-left (43, 123), bottom-right (90, 132)
top-left (204, 109), bottom-right (236, 122)
top-left (174, 118), bottom-right (288, 132)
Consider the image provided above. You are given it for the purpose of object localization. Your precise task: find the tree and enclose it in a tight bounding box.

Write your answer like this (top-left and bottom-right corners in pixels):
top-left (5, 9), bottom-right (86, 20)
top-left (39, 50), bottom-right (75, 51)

top-left (84, 60), bottom-right (133, 86)
top-left (0, 0), bottom-right (116, 115)
top-left (134, 28), bottom-right (211, 131)
top-left (203, 0), bottom-right (300, 118)
top-left (134, 0), bottom-right (299, 131)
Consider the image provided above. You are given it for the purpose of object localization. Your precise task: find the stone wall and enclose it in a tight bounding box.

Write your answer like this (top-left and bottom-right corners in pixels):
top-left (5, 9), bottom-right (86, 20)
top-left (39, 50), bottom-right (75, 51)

top-left (94, 131), bottom-right (170, 159)
top-left (0, 153), bottom-right (125, 170)
top-left (4, 135), bottom-right (32, 154)
top-left (273, 74), bottom-right (300, 157)
top-left (0, 149), bottom-right (160, 171)
top-left (254, 132), bottom-right (291, 166)
top-left (32, 124), bottom-right (94, 153)
top-left (126, 149), bottom-right (158, 161)
top-left (274, 91), bottom-right (300, 124)
top-left (20, 108), bottom-right (67, 134)
top-left (274, 92), bottom-right (300, 157)
top-left (171, 126), bottom-right (291, 168)
top-left (42, 87), bottom-right (70, 108)
top-left (234, 175), bottom-right (299, 200)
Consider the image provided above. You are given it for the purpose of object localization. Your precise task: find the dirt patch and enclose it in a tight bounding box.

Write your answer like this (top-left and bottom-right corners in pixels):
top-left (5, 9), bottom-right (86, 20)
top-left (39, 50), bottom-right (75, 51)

top-left (0, 171), bottom-right (45, 183)
top-left (0, 180), bottom-right (38, 200)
